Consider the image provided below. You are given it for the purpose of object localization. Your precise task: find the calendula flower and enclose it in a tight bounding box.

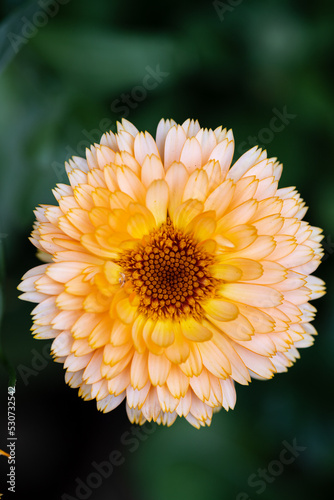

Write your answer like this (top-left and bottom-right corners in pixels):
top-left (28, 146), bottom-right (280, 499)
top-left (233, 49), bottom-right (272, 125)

top-left (18, 118), bottom-right (325, 428)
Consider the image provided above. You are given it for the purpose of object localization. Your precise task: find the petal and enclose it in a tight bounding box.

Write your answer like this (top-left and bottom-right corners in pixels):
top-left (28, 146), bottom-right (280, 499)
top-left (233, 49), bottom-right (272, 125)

top-left (182, 169), bottom-right (209, 203)
top-left (148, 353), bottom-right (171, 386)
top-left (227, 147), bottom-right (267, 182)
top-left (130, 350), bottom-right (149, 389)
top-left (151, 319), bottom-right (175, 347)
top-left (145, 179), bottom-right (169, 226)
top-left (164, 125), bottom-right (187, 169)
top-left (208, 138), bottom-right (234, 178)
top-left (116, 165), bottom-right (146, 203)
top-left (155, 118), bottom-right (177, 161)
top-left (172, 199), bottom-right (204, 230)
top-left (166, 365), bottom-right (189, 398)
top-left (116, 298), bottom-right (138, 324)
top-left (204, 299), bottom-right (238, 322)
top-left (134, 131), bottom-right (160, 165)
top-left (141, 155), bottom-right (165, 188)
top-left (204, 179), bottom-right (236, 218)
top-left (181, 318), bottom-right (213, 342)
top-left (195, 128), bottom-right (218, 164)
top-left (165, 162), bottom-right (189, 219)
top-left (197, 341), bottom-right (231, 378)
top-left (180, 137), bottom-right (202, 173)
top-left (220, 283), bottom-right (283, 308)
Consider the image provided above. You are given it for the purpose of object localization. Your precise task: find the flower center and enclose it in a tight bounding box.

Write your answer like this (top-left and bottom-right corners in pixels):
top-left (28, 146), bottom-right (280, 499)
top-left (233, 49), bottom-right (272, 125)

top-left (117, 220), bottom-right (218, 320)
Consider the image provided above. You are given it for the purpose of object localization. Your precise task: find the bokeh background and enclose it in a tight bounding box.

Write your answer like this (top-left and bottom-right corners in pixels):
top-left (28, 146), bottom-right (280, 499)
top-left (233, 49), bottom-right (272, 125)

top-left (0, 0), bottom-right (333, 498)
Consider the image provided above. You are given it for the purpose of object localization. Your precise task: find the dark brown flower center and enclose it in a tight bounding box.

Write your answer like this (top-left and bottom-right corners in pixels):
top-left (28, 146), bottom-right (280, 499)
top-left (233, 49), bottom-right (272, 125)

top-left (117, 220), bottom-right (218, 320)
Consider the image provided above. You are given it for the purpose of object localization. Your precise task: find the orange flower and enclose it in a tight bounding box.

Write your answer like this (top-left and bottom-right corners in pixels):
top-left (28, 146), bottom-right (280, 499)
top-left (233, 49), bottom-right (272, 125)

top-left (18, 119), bottom-right (325, 428)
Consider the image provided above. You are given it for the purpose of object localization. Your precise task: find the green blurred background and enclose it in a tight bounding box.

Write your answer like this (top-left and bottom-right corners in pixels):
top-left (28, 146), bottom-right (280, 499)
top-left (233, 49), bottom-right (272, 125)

top-left (0, 0), bottom-right (333, 498)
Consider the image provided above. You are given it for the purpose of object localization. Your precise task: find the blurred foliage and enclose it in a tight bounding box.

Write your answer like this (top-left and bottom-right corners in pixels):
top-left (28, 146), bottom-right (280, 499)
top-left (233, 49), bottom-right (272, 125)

top-left (0, 0), bottom-right (333, 499)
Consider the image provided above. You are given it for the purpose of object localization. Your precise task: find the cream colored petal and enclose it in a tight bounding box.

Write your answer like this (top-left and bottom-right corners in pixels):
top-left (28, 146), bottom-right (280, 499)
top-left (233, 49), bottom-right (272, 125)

top-left (145, 179), bottom-right (169, 226)
top-left (130, 350), bottom-right (149, 389)
top-left (220, 283), bottom-right (283, 308)
top-left (175, 391), bottom-right (192, 417)
top-left (134, 131), bottom-right (160, 165)
top-left (141, 155), bottom-right (165, 188)
top-left (179, 344), bottom-right (203, 377)
top-left (100, 130), bottom-right (118, 151)
top-left (51, 330), bottom-right (73, 357)
top-left (172, 199), bottom-right (204, 230)
top-left (237, 332), bottom-right (276, 356)
top-left (96, 145), bottom-right (116, 169)
top-left (220, 378), bottom-right (237, 410)
top-left (166, 365), bottom-right (189, 398)
top-left (116, 130), bottom-right (134, 154)
top-left (164, 125), bottom-right (187, 169)
top-left (156, 385), bottom-right (179, 412)
top-left (141, 387), bottom-right (162, 421)
top-left (208, 138), bottom-right (234, 178)
top-left (231, 343), bottom-right (276, 379)
top-left (195, 128), bottom-right (218, 164)
top-left (255, 176), bottom-right (278, 201)
top-left (203, 160), bottom-right (222, 192)
top-left (155, 118), bottom-right (177, 161)
top-left (182, 169), bottom-right (208, 202)
top-left (189, 368), bottom-right (211, 401)
top-left (219, 258), bottom-right (262, 281)
top-left (237, 304), bottom-right (275, 333)
top-left (56, 292), bottom-right (84, 311)
top-left (228, 176), bottom-right (258, 211)
top-left (227, 146), bottom-right (266, 182)
top-left (97, 392), bottom-right (126, 412)
top-left (182, 118), bottom-right (201, 138)
top-left (217, 199), bottom-right (258, 230)
top-left (82, 349), bottom-right (104, 384)
top-left (126, 381), bottom-right (151, 409)
top-left (165, 161), bottom-right (189, 219)
top-left (229, 235), bottom-right (276, 260)
top-left (208, 329), bottom-right (250, 385)
top-left (252, 214), bottom-right (284, 235)
top-left (116, 165), bottom-right (146, 203)
top-left (197, 340), bottom-right (231, 378)
top-left (126, 405), bottom-right (147, 425)
top-left (180, 137), bottom-right (202, 173)
top-left (204, 179), bottom-right (235, 218)
top-left (107, 367), bottom-right (131, 396)
top-left (117, 118), bottom-right (139, 137)
top-left (209, 313), bottom-right (253, 341)
top-left (45, 262), bottom-right (88, 283)
top-left (249, 261), bottom-right (286, 285)
top-left (64, 352), bottom-right (93, 372)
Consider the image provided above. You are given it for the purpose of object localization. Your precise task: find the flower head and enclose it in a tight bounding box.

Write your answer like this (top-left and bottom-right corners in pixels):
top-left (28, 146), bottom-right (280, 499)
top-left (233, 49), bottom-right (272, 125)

top-left (18, 118), bottom-right (325, 428)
